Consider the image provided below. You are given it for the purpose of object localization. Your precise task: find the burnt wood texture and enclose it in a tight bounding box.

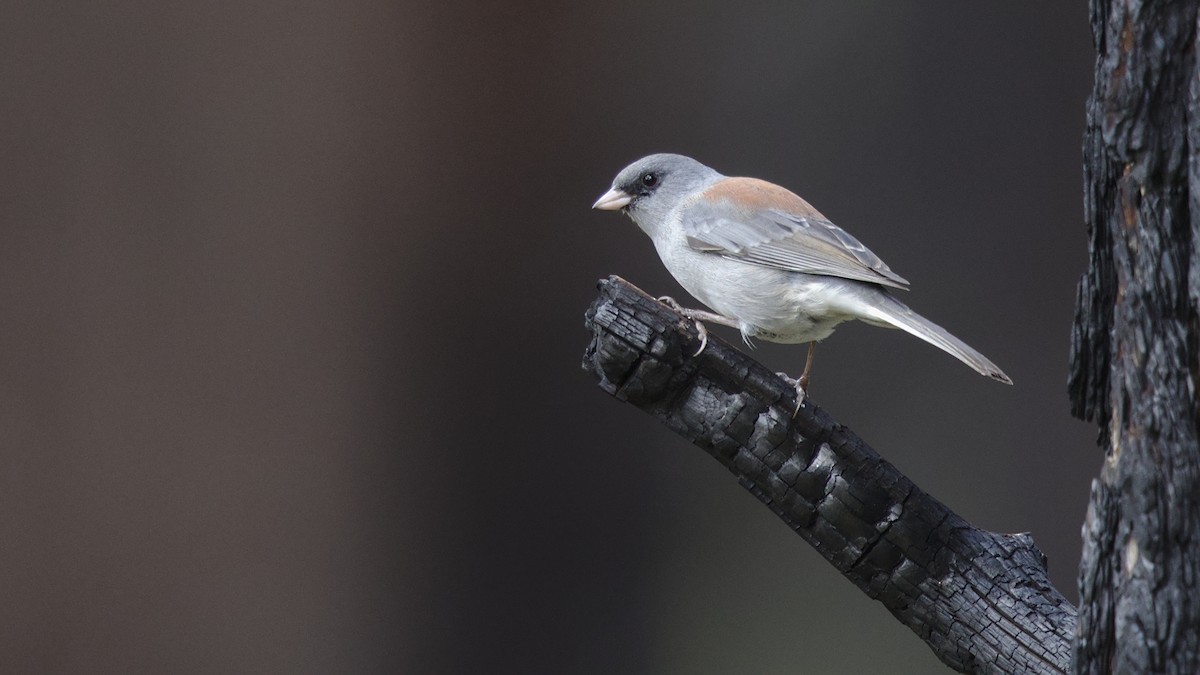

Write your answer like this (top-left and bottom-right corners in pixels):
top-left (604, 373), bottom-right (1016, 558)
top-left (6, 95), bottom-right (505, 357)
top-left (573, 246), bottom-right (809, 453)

top-left (584, 276), bottom-right (1075, 673)
top-left (1071, 1), bottom-right (1200, 672)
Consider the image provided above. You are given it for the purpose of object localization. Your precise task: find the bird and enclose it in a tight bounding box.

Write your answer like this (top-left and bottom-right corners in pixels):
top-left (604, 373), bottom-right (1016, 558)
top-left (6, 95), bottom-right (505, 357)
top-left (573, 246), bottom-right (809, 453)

top-left (592, 153), bottom-right (1011, 409)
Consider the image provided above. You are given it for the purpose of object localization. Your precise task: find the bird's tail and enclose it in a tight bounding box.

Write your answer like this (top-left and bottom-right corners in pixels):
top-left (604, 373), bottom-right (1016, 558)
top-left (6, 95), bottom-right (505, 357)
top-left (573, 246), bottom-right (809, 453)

top-left (858, 293), bottom-right (1012, 385)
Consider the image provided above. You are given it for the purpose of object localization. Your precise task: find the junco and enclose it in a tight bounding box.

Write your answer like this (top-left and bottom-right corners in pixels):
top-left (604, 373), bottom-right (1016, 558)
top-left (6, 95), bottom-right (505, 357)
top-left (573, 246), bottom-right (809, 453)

top-left (593, 153), bottom-right (1011, 405)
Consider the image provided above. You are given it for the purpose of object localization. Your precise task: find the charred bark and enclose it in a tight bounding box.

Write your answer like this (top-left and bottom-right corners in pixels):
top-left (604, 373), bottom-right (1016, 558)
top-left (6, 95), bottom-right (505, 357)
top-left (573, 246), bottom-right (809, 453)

top-left (584, 276), bottom-right (1075, 674)
top-left (1070, 1), bottom-right (1200, 673)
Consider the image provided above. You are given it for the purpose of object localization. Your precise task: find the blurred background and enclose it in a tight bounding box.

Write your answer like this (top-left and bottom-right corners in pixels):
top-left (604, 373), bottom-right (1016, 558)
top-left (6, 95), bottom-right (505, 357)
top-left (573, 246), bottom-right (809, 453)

top-left (2, 2), bottom-right (1096, 673)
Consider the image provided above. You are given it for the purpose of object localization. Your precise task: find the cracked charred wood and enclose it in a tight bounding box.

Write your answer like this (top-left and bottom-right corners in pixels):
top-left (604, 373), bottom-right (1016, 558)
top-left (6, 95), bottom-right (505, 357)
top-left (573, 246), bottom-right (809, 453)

top-left (1070, 1), bottom-right (1200, 672)
top-left (583, 276), bottom-right (1076, 674)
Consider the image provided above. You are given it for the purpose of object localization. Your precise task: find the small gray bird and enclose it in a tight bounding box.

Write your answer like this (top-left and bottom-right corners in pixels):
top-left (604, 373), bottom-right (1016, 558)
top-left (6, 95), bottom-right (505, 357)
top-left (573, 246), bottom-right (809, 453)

top-left (593, 153), bottom-right (1011, 403)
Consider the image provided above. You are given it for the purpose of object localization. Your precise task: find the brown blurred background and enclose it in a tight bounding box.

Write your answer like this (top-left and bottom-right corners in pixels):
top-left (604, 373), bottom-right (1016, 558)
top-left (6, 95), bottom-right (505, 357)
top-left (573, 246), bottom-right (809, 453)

top-left (2, 2), bottom-right (1095, 673)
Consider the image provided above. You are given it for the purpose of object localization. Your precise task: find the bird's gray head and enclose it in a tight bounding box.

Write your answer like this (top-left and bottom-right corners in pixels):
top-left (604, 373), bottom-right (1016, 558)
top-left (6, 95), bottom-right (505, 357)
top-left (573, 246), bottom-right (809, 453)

top-left (593, 154), bottom-right (724, 233)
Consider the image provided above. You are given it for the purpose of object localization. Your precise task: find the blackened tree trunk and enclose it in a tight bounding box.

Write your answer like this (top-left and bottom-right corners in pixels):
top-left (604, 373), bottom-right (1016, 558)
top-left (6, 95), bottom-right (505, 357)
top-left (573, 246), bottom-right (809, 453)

top-left (1070, 1), bottom-right (1200, 672)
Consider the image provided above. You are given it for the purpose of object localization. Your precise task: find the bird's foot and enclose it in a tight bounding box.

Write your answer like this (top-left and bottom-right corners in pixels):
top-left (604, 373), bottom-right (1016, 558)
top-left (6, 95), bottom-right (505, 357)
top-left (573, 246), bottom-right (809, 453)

top-left (776, 371), bottom-right (808, 417)
top-left (658, 296), bottom-right (708, 356)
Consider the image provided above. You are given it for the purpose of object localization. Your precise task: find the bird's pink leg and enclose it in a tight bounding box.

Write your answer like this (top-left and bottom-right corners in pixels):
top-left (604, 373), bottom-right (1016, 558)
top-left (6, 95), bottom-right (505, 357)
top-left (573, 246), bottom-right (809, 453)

top-left (798, 341), bottom-right (816, 391)
top-left (787, 341), bottom-right (817, 417)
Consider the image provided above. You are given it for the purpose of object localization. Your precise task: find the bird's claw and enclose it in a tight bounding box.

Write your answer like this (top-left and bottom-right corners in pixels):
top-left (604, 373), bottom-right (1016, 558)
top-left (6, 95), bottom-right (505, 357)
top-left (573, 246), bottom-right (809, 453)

top-left (776, 372), bottom-right (808, 417)
top-left (691, 321), bottom-right (708, 356)
top-left (658, 296), bottom-right (707, 357)
top-left (791, 385), bottom-right (807, 417)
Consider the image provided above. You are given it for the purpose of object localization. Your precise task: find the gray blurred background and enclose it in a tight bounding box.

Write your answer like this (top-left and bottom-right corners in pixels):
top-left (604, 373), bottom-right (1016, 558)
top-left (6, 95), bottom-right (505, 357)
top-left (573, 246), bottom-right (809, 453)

top-left (2, 2), bottom-right (1096, 673)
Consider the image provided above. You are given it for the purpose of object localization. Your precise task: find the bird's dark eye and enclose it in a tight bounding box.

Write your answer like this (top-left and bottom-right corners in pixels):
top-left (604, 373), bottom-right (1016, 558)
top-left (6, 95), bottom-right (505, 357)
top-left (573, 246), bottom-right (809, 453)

top-left (640, 172), bottom-right (658, 188)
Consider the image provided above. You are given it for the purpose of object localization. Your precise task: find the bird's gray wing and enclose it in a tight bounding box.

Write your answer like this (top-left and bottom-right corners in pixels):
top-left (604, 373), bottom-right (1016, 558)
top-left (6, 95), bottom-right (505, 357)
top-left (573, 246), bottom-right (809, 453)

top-left (681, 177), bottom-right (910, 290)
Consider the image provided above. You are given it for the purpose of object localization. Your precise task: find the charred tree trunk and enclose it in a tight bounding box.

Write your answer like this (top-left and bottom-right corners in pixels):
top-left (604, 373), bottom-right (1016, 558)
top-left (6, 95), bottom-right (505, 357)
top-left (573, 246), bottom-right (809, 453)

top-left (1070, 1), bottom-right (1200, 672)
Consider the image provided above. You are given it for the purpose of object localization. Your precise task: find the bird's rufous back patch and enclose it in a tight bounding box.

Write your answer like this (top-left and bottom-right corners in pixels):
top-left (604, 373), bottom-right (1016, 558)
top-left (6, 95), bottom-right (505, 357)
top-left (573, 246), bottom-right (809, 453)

top-left (703, 177), bottom-right (825, 218)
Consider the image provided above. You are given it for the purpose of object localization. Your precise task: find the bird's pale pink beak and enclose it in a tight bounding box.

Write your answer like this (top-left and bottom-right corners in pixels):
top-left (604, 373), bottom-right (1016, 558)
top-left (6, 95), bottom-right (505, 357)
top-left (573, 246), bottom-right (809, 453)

top-left (592, 187), bottom-right (632, 211)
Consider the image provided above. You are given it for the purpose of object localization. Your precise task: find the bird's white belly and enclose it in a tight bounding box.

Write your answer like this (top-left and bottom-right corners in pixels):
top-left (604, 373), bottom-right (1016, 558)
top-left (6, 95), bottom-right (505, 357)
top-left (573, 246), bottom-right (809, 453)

top-left (653, 238), bottom-right (858, 344)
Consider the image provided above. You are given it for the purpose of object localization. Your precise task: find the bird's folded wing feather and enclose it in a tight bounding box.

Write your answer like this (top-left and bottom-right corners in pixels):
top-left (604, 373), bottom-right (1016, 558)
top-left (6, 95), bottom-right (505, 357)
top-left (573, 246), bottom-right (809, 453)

top-left (681, 177), bottom-right (910, 290)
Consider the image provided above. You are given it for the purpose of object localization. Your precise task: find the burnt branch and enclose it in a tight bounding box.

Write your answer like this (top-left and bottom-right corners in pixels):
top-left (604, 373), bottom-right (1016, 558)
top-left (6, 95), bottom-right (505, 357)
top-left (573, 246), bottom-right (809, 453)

top-left (583, 276), bottom-right (1076, 674)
